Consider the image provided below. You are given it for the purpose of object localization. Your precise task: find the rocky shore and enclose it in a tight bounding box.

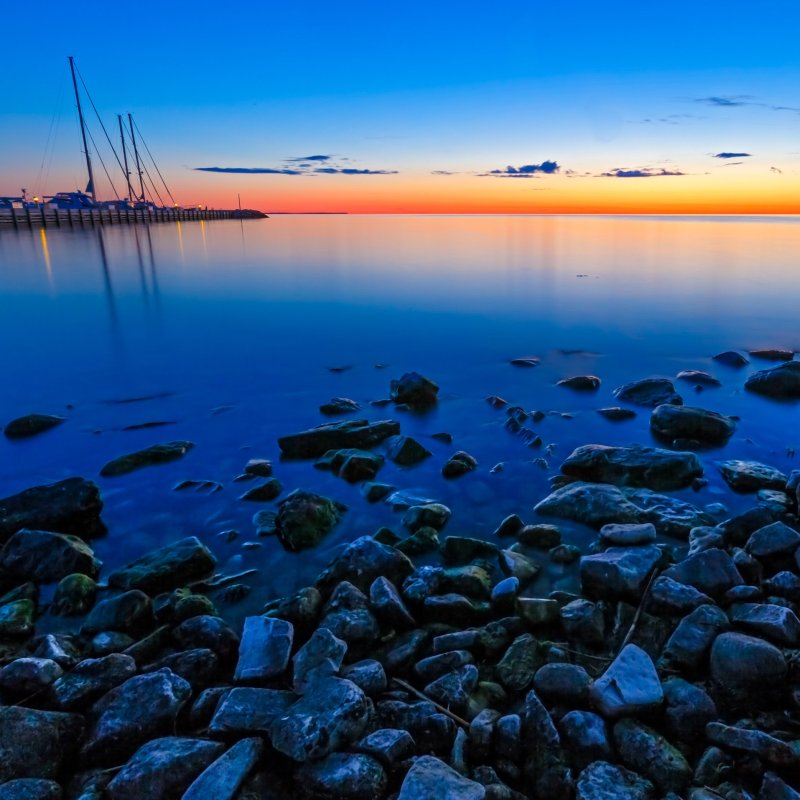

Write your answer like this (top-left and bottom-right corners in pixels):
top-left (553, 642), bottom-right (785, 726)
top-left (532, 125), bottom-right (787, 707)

top-left (1, 361), bottom-right (800, 799)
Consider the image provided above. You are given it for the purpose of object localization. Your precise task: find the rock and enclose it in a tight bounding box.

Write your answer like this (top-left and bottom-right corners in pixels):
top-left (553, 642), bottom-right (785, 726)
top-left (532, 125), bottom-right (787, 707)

top-left (497, 634), bottom-right (543, 692)
top-left (269, 676), bottom-right (371, 761)
top-left (613, 719), bottom-right (691, 793)
top-left (317, 535), bottom-right (413, 593)
top-left (357, 728), bottom-right (415, 768)
top-left (100, 441), bottom-right (194, 477)
top-left (51, 573), bottom-right (97, 616)
top-left (661, 605), bottom-right (730, 671)
top-left (599, 522), bottom-right (656, 545)
top-left (494, 514), bottom-right (524, 538)
top-left (370, 576), bottom-right (415, 629)
top-left (424, 664), bottom-right (478, 715)
top-left (239, 477), bottom-right (283, 501)
top-left (760, 772), bottom-right (800, 800)
top-left (717, 460), bottom-right (788, 492)
top-left (521, 689), bottom-right (573, 799)
top-left (293, 627), bottom-right (347, 692)
top-left (713, 350), bottom-right (749, 367)
top-left (0, 529), bottom-right (100, 583)
top-left (576, 761), bottom-right (654, 800)
top-left (234, 617), bottom-right (293, 682)
top-left (647, 576), bottom-right (712, 616)
top-left (275, 490), bottom-right (346, 551)
top-left (390, 372), bottom-right (439, 409)
top-left (0, 706), bottom-right (84, 783)
top-left (590, 644), bottom-right (663, 718)
top-left (320, 397), bottom-right (360, 415)
top-left (650, 404), bottom-right (736, 446)
top-left (676, 370), bottom-right (721, 386)
top-left (706, 722), bottom-right (800, 769)
top-left (517, 597), bottom-right (559, 626)
top-left (560, 444), bottom-right (702, 491)
top-left (560, 599), bottom-right (605, 646)
top-left (662, 548), bottom-right (742, 598)
top-left (403, 503), bottom-right (451, 532)
top-left (33, 634), bottom-right (77, 668)
top-left (558, 711), bottom-right (612, 771)
top-left (750, 348), bottom-right (795, 361)
top-left (710, 632), bottom-right (787, 702)
top-left (745, 360), bottom-right (800, 399)
top-left (107, 536), bottom-right (215, 594)
top-left (3, 414), bottom-right (65, 439)
top-left (278, 419), bottom-right (400, 458)
top-left (491, 576), bottom-right (519, 610)
top-left (414, 650), bottom-right (474, 683)
top-left (518, 524), bottom-right (561, 548)
top-left (0, 657), bottom-right (62, 697)
top-left (182, 737), bottom-right (262, 800)
top-left (511, 357), bottom-right (540, 367)
top-left (397, 756), bottom-right (485, 800)
top-left (729, 603), bottom-right (800, 645)
top-left (580, 546), bottom-right (661, 602)
top-left (0, 779), bottom-right (63, 799)
top-left (533, 663), bottom-right (591, 706)
top-left (209, 687), bottom-right (294, 736)
top-left (174, 615), bottom-right (240, 659)
top-left (501, 550), bottom-right (541, 582)
top-left (0, 478), bottom-right (103, 543)
top-left (319, 582), bottom-right (380, 658)
top-left (341, 659), bottom-right (387, 695)
top-left (597, 407), bottom-right (636, 421)
top-left (663, 678), bottom-right (717, 741)
top-left (0, 599), bottom-right (34, 637)
top-left (105, 736), bottom-right (223, 800)
top-left (295, 752), bottom-right (387, 800)
top-left (82, 590), bottom-right (153, 635)
top-left (385, 435), bottom-right (431, 466)
top-left (442, 451), bottom-right (478, 478)
top-left (50, 653), bottom-right (136, 710)
top-left (613, 378), bottom-right (682, 407)
top-left (558, 375), bottom-right (601, 390)
top-left (244, 458), bottom-right (272, 477)
top-left (82, 669), bottom-right (192, 765)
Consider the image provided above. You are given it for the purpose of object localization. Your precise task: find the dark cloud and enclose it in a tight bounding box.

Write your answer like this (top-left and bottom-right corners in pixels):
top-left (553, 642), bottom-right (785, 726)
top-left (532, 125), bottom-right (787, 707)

top-left (771, 166), bottom-right (783, 174)
top-left (431, 170), bottom-right (459, 175)
top-left (195, 157), bottom-right (398, 176)
top-left (720, 161), bottom-right (745, 166)
top-left (314, 168), bottom-right (397, 175)
top-left (286, 154), bottom-right (332, 162)
top-left (600, 168), bottom-right (686, 178)
top-left (713, 152), bottom-right (752, 159)
top-left (636, 113), bottom-right (702, 125)
top-left (479, 161), bottom-right (560, 177)
top-left (194, 166), bottom-right (304, 175)
top-left (695, 95), bottom-right (752, 107)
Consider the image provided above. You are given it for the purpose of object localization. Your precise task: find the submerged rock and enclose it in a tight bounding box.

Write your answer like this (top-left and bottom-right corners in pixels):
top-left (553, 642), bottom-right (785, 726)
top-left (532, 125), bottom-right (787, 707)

top-left (279, 419), bottom-right (400, 458)
top-left (597, 407), bottom-right (636, 421)
top-left (0, 528), bottom-right (100, 582)
top-left (51, 573), bottom-right (98, 616)
top-left (442, 451), bottom-right (478, 478)
top-left (389, 372), bottom-right (439, 409)
top-left (749, 348), bottom-right (794, 361)
top-left (100, 441), bottom-right (194, 477)
top-left (558, 375), bottom-right (601, 390)
top-left (650, 404), bottom-right (736, 446)
top-left (676, 370), bottom-right (721, 386)
top-left (238, 477), bottom-right (283, 501)
top-left (320, 397), bottom-right (361, 415)
top-left (745, 360), bottom-right (800, 399)
top-left (3, 413), bottom-right (65, 439)
top-left (275, 490), bottom-right (346, 551)
top-left (385, 435), bottom-right (431, 466)
top-left (317, 448), bottom-right (385, 481)
top-left (82, 589), bottom-right (153, 635)
top-left (713, 350), bottom-right (749, 367)
top-left (716, 459), bottom-right (788, 492)
top-left (613, 378), bottom-right (682, 407)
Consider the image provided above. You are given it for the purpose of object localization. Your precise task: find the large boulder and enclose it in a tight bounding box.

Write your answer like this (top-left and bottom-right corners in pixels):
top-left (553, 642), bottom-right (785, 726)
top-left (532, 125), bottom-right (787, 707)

top-left (275, 490), bottom-right (346, 551)
top-left (561, 444), bottom-right (702, 491)
top-left (613, 378), bottom-right (682, 407)
top-left (745, 360), bottom-right (800, 399)
top-left (0, 529), bottom-right (100, 582)
top-left (650, 404), bottom-right (736, 446)
top-left (278, 419), bottom-right (400, 458)
top-left (100, 441), bottom-right (194, 477)
top-left (716, 459), bottom-right (788, 493)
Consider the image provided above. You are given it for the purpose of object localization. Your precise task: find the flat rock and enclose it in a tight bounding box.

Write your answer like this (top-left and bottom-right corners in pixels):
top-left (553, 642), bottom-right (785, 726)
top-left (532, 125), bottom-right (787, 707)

top-left (706, 722), bottom-right (800, 769)
top-left (597, 407), bottom-right (636, 421)
top-left (613, 378), bottom-right (682, 407)
top-left (3, 414), bottom-right (65, 439)
top-left (238, 477), bottom-right (282, 500)
top-left (729, 602), bottom-right (800, 645)
top-left (107, 536), bottom-right (215, 594)
top-left (182, 737), bottom-right (263, 800)
top-left (234, 616), bottom-right (293, 682)
top-left (745, 360), bottom-right (800, 399)
top-left (650, 404), bottom-right (736, 445)
top-left (100, 441), bottom-right (194, 477)
top-left (576, 761), bottom-right (654, 800)
top-left (561, 444), bottom-right (702, 490)
top-left (278, 419), bottom-right (400, 458)
top-left (590, 644), bottom-right (663, 718)
top-left (275, 490), bottom-right (346, 551)
top-left (397, 755), bottom-right (485, 800)
top-left (717, 459), bottom-right (788, 492)
top-left (0, 529), bottom-right (100, 582)
top-left (749, 348), bottom-right (794, 361)
top-left (208, 687), bottom-right (294, 735)
top-left (580, 546), bottom-right (661, 602)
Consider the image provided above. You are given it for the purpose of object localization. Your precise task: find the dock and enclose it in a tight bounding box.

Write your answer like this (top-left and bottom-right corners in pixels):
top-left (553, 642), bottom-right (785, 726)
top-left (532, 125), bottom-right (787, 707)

top-left (0, 206), bottom-right (265, 230)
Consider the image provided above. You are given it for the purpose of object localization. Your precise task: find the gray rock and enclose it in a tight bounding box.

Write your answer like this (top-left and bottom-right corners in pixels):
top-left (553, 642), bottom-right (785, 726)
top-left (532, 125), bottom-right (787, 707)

top-left (599, 522), bottom-right (657, 545)
top-left (209, 687), bottom-right (294, 736)
top-left (100, 441), bottom-right (194, 477)
top-left (558, 711), bottom-right (612, 771)
top-left (661, 604), bottom-right (730, 671)
top-left (390, 372), bottom-right (439, 409)
top-left (317, 535), bottom-right (413, 593)
top-left (424, 664), bottom-right (478, 716)
top-left (397, 756), bottom-right (485, 800)
top-left (0, 657), bottom-right (62, 697)
top-left (341, 659), bottom-right (387, 695)
top-left (81, 589), bottom-right (153, 635)
top-left (706, 722), bottom-right (800, 769)
top-left (275, 490), bottom-right (346, 551)
top-left (294, 752), bottom-right (387, 800)
top-left (0, 529), bottom-right (100, 583)
top-left (278, 419), bottom-right (400, 458)
top-left (575, 761), bottom-right (654, 800)
top-left (50, 653), bottom-right (136, 711)
top-left (182, 737), bottom-right (263, 800)
top-left (0, 779), bottom-right (62, 800)
top-left (580, 546), bottom-right (661, 602)
top-left (385, 435), bottom-right (431, 466)
top-left (105, 736), bottom-right (223, 800)
top-left (662, 548), bottom-right (743, 598)
top-left (647, 576), bottom-right (713, 616)
top-left (650, 405), bottom-right (735, 445)
top-left (533, 663), bottom-right (591, 706)
top-left (357, 728), bottom-right (415, 768)
top-left (414, 650), bottom-right (474, 683)
top-left (319, 581), bottom-right (380, 658)
top-left (293, 627), bottom-right (347, 692)
top-left (717, 460), bottom-right (788, 493)
top-left (590, 644), bottom-right (663, 718)
top-left (613, 378), bottom-right (682, 407)
top-left (613, 718), bottom-right (691, 793)
top-left (710, 632), bottom-right (787, 702)
top-left (744, 359), bottom-right (800, 399)
top-left (561, 445), bottom-right (702, 490)
top-left (320, 397), bottom-right (360, 416)
top-left (729, 602), bottom-right (800, 645)
top-left (234, 616), bottom-right (293, 682)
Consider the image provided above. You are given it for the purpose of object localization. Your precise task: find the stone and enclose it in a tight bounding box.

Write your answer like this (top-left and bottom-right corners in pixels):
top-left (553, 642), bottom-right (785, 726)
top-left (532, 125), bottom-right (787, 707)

top-left (295, 752), bottom-right (387, 800)
top-left (599, 522), bottom-right (656, 545)
top-left (533, 663), bottom-right (592, 705)
top-left (613, 378), bottom-right (682, 407)
top-left (662, 548), bottom-right (743, 598)
top-left (0, 657), bottom-right (62, 697)
top-left (278, 419), bottom-right (400, 458)
top-left (729, 602), bottom-right (800, 645)
top-left (105, 736), bottom-right (223, 800)
top-left (497, 634), bottom-right (543, 692)
top-left (558, 711), bottom-right (612, 771)
top-left (442, 451), bottom-right (478, 478)
top-left (50, 653), bottom-right (136, 711)
top-left (385, 435), bottom-right (431, 466)
top-left (558, 375), bottom-right (601, 390)
top-left (676, 370), bottom-right (721, 386)
top-left (293, 627), bottom-right (347, 692)
top-left (706, 722), bottom-right (800, 769)
top-left (370, 576), bottom-right (415, 628)
top-left (560, 599), bottom-right (605, 646)
top-left (319, 581), bottom-right (380, 658)
top-left (597, 406), bottom-right (637, 421)
top-left (511, 357), bottom-right (540, 367)
top-left (317, 535), bottom-right (413, 594)
top-left (100, 441), bottom-right (193, 477)
top-left (275, 490), bottom-right (346, 551)
top-left (397, 756), bottom-right (485, 800)
top-left (613, 719), bottom-right (691, 793)
top-left (234, 616), bottom-right (293, 682)
top-left (396, 526), bottom-right (440, 555)
top-left (33, 634), bottom-right (77, 668)
top-left (580, 545), bottom-right (661, 602)
top-left (244, 458), bottom-right (272, 476)
top-left (341, 659), bottom-right (387, 695)
top-left (239, 477), bottom-right (282, 500)
top-left (647, 576), bottom-right (712, 616)
top-left (575, 761), bottom-right (654, 800)
top-left (403, 503), bottom-right (451, 532)
top-left (518, 524), bottom-right (561, 548)
top-left (414, 650), bottom-right (474, 683)
top-left (81, 589), bottom-right (153, 635)
top-left (0, 599), bottom-right (34, 637)
top-left (320, 397), bottom-right (360, 415)
top-left (521, 689), bottom-right (573, 800)
top-left (208, 687), bottom-right (294, 736)
top-left (362, 482), bottom-right (394, 503)
top-left (560, 444), bottom-right (702, 490)
top-left (390, 372), bottom-right (439, 409)
top-left (709, 632), bottom-right (787, 700)
top-left (0, 706), bottom-right (84, 783)
top-left (0, 779), bottom-right (62, 799)
top-left (760, 772), bottom-right (800, 800)
top-left (182, 737), bottom-right (263, 800)
top-left (107, 536), bottom-right (215, 594)
top-left (661, 604), bottom-right (729, 671)
top-left (516, 597), bottom-right (559, 626)
top-left (0, 478), bottom-right (103, 543)
top-left (717, 460), bottom-right (789, 493)
top-left (3, 413), bottom-right (65, 439)
top-left (175, 614), bottom-right (240, 659)
top-left (82, 668), bottom-right (192, 765)
top-left (424, 664), bottom-right (478, 715)
top-left (750, 348), bottom-right (795, 361)
top-left (51, 573), bottom-right (97, 616)
top-left (441, 536), bottom-right (499, 563)
top-left (0, 529), bottom-right (100, 583)
top-left (269, 676), bottom-right (371, 761)
top-left (745, 359), bottom-right (800, 399)
top-left (663, 678), bottom-right (717, 741)
top-left (590, 644), bottom-right (663, 718)
top-left (650, 404), bottom-right (735, 446)
top-left (713, 350), bottom-right (749, 367)
top-left (492, 576), bottom-right (519, 610)
top-left (357, 728), bottom-right (415, 768)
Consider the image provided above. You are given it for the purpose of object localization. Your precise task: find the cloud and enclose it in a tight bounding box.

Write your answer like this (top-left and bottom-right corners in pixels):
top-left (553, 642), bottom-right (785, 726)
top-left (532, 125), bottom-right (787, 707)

top-left (195, 156), bottom-right (398, 176)
top-left (695, 95), bottom-right (753, 107)
top-left (720, 161), bottom-right (745, 166)
top-left (314, 168), bottom-right (397, 175)
top-left (771, 166), bottom-right (783, 174)
top-left (713, 152), bottom-right (751, 159)
top-left (286, 154), bottom-right (332, 162)
top-left (479, 160), bottom-right (560, 177)
top-left (431, 170), bottom-right (459, 175)
top-left (194, 166), bottom-right (304, 175)
top-left (600, 168), bottom-right (686, 178)
top-left (635, 113), bottom-right (702, 125)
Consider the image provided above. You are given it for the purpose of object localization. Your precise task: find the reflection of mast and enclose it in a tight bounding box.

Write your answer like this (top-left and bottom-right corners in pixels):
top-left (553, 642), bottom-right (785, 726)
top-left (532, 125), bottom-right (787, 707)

top-left (96, 228), bottom-right (119, 332)
top-left (132, 225), bottom-right (151, 310)
top-left (68, 56), bottom-right (96, 201)
top-left (144, 224), bottom-right (162, 317)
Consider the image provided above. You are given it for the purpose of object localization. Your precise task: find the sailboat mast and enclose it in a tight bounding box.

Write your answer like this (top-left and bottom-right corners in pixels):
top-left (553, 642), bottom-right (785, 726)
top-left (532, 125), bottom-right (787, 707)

top-left (68, 56), bottom-right (97, 201)
top-left (128, 113), bottom-right (146, 203)
top-left (118, 115), bottom-right (133, 201)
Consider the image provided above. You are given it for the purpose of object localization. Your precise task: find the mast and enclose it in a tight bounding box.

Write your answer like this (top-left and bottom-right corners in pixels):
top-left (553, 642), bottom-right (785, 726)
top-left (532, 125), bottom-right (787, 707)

top-left (118, 115), bottom-right (133, 201)
top-left (68, 56), bottom-right (96, 201)
top-left (128, 113), bottom-right (146, 202)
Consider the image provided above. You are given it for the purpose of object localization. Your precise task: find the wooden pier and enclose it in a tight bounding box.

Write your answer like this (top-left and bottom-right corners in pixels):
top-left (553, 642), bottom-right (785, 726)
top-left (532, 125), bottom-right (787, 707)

top-left (0, 206), bottom-right (264, 230)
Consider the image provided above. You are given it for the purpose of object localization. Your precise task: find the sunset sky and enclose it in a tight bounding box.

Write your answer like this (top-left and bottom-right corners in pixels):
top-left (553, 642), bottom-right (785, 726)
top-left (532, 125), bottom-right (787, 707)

top-left (1, 1), bottom-right (798, 213)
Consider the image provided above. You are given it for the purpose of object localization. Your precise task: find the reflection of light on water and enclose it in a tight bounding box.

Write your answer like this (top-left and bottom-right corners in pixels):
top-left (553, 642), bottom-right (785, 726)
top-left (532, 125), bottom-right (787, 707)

top-left (176, 220), bottom-right (185, 265)
top-left (40, 228), bottom-right (54, 290)
top-left (199, 219), bottom-right (208, 260)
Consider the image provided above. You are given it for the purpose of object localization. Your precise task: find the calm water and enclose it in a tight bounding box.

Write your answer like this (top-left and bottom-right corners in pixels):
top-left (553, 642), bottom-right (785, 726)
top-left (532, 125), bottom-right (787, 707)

top-left (1, 215), bottom-right (799, 623)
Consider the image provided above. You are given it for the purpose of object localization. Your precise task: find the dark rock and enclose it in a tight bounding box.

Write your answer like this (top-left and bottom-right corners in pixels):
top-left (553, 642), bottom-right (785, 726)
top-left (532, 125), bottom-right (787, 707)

top-left (760, 772), bottom-right (800, 800)
top-left (533, 663), bottom-right (591, 706)
top-left (3, 414), bottom-right (65, 439)
top-left (663, 678), bottom-right (717, 742)
top-left (362, 482), bottom-right (394, 503)
top-left (278, 419), bottom-right (400, 459)
top-left (100, 441), bottom-right (194, 477)
top-left (234, 616), bottom-right (293, 682)
top-left (33, 634), bottom-right (78, 668)
top-left (320, 397), bottom-right (360, 416)
top-left (442, 451), bottom-right (478, 478)
top-left (676, 370), bottom-right (721, 386)
top-left (174, 615), bottom-right (240, 660)
top-left (0, 598), bottom-right (34, 637)
top-left (82, 590), bottom-right (153, 635)
top-left (0, 657), bottom-right (62, 697)
top-left (521, 689), bottom-right (573, 800)
top-left (340, 659), bottom-right (387, 695)
top-left (613, 718), bottom-right (691, 793)
top-left (729, 602), bottom-right (800, 645)
top-left (511, 357), bottom-right (540, 367)
top-left (580, 545), bottom-right (661, 602)
top-left (0, 478), bottom-right (103, 544)
top-left (147, 648), bottom-right (219, 689)
top-left (182, 737), bottom-right (262, 800)
top-left (403, 503), bottom-right (451, 532)
top-left (710, 632), bottom-right (787, 704)
top-left (390, 372), bottom-right (439, 409)
top-left (105, 736), bottom-right (223, 800)
top-left (662, 548), bottom-right (743, 598)
top-left (370, 576), bottom-right (415, 629)
top-left (717, 460), bottom-right (789, 493)
top-left (750, 348), bottom-right (794, 361)
top-left (560, 599), bottom-right (605, 646)
top-left (516, 596), bottom-right (559, 625)
top-left (414, 650), bottom-right (474, 683)
top-left (575, 761), bottom-right (654, 800)
top-left (706, 722), bottom-right (800, 769)
top-left (661, 604), bottom-right (729, 671)
top-left (396, 526), bottom-right (440, 555)
top-left (424, 664), bottom-right (478, 715)
top-left (558, 375), bottom-right (601, 391)
top-left (294, 752), bottom-right (387, 800)
top-left (764, 570), bottom-right (800, 600)
top-left (209, 687), bottom-right (294, 736)
top-left (518, 524), bottom-right (561, 548)
top-left (558, 711), bottom-right (612, 771)
top-left (244, 458), bottom-right (272, 477)
top-left (493, 514), bottom-right (524, 538)
top-left (561, 444), bottom-right (702, 491)
top-left (385, 435), bottom-right (431, 466)
top-left (317, 535), bottom-right (413, 594)
top-left (650, 404), bottom-right (736, 445)
top-left (597, 406), bottom-right (637, 423)
top-left (613, 378), bottom-right (682, 407)
top-left (440, 536), bottom-right (498, 563)
top-left (491, 576), bottom-right (519, 610)
top-left (713, 350), bottom-right (749, 367)
top-left (600, 522), bottom-right (656, 545)
top-left (51, 573), bottom-right (97, 616)
top-left (50, 653), bottom-right (136, 711)
top-left (0, 779), bottom-right (63, 799)
top-left (745, 360), bottom-right (800, 399)
top-left (497, 634), bottom-right (543, 692)
top-left (590, 644), bottom-right (663, 718)
top-left (275, 490), bottom-right (346, 551)
top-left (647, 576), bottom-right (712, 616)
top-left (0, 529), bottom-right (100, 583)
top-left (239, 478), bottom-right (283, 501)
top-left (356, 728), bottom-right (415, 768)
top-left (397, 756), bottom-right (485, 800)
top-left (319, 581), bottom-right (380, 658)
top-left (293, 627), bottom-right (347, 692)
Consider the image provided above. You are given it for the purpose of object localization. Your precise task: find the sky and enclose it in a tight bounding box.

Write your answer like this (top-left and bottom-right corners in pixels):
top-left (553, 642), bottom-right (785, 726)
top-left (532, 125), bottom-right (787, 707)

top-left (1, 1), bottom-right (798, 213)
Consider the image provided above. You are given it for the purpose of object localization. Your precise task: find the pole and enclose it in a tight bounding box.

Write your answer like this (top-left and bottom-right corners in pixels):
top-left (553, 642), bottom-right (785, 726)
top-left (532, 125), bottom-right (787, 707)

top-left (118, 115), bottom-right (133, 202)
top-left (128, 113), bottom-right (146, 203)
top-left (68, 56), bottom-right (97, 202)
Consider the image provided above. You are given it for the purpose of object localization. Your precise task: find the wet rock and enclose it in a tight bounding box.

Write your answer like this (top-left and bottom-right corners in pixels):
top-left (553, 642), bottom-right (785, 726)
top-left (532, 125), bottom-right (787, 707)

top-left (710, 632), bottom-right (787, 704)
top-left (442, 451), bottom-right (478, 478)
top-left (760, 771), bottom-right (800, 799)
top-left (521, 689), bottom-right (573, 800)
top-left (362, 482), bottom-right (394, 503)
top-left (558, 711), bottom-right (611, 772)
top-left (390, 372), bottom-right (439, 409)
top-left (750, 348), bottom-right (794, 361)
top-left (561, 444), bottom-right (702, 491)
top-left (590, 644), bottom-right (663, 718)
top-left (650, 404), bottom-right (736, 446)
top-left (403, 503), bottom-right (451, 532)
top-left (676, 370), bottom-right (721, 386)
top-left (0, 529), bottom-right (100, 583)
top-left (50, 653), bottom-right (136, 711)
top-left (599, 522), bottom-right (656, 545)
top-left (34, 634), bottom-right (78, 668)
top-left (183, 737), bottom-right (263, 800)
top-left (580, 545), bottom-right (661, 602)
top-left (105, 736), bottom-right (223, 800)
top-left (0, 598), bottom-right (34, 637)
top-left (713, 350), bottom-right (749, 367)
top-left (518, 524), bottom-right (561, 548)
top-left (234, 616), bottom-right (293, 682)
top-left (100, 441), bottom-right (194, 477)
top-left (511, 357), bottom-right (540, 367)
top-left (397, 525), bottom-right (440, 555)
top-left (661, 604), bottom-right (730, 671)
top-left (209, 687), bottom-right (294, 736)
top-left (0, 478), bottom-right (103, 543)
top-left (662, 548), bottom-right (743, 598)
top-left (3, 413), bottom-right (66, 439)
top-left (293, 627), bottom-right (347, 692)
top-left (295, 752), bottom-right (387, 800)
top-left (385, 435), bottom-right (431, 466)
top-left (82, 590), bottom-right (153, 635)
top-left (108, 536), bottom-right (215, 594)
top-left (82, 668), bottom-right (191, 765)
top-left (0, 657), bottom-right (62, 697)
top-left (319, 582), bottom-right (381, 657)
top-left (278, 419), bottom-right (400, 458)
top-left (613, 378), bottom-right (682, 407)
top-left (275, 490), bottom-right (346, 551)
top-left (717, 460), bottom-right (788, 492)
top-left (147, 647), bottom-right (219, 689)
top-left (0, 779), bottom-right (63, 799)
top-left (729, 602), bottom-right (800, 645)
top-left (663, 678), bottom-right (717, 741)
top-left (243, 458), bottom-right (272, 477)
top-left (492, 576), bottom-right (519, 611)
top-left (647, 576), bottom-right (712, 616)
top-left (745, 360), bottom-right (800, 399)
top-left (0, 706), bottom-right (84, 783)
top-left (517, 596), bottom-right (559, 626)
top-left (397, 756), bottom-right (485, 800)
top-left (239, 477), bottom-right (283, 500)
top-left (51, 573), bottom-right (97, 616)
top-left (414, 650), bottom-right (474, 683)
top-left (320, 397), bottom-right (360, 416)
top-left (370, 576), bottom-right (415, 629)
top-left (558, 375), bottom-right (601, 391)
top-left (597, 406), bottom-right (636, 421)
top-left (494, 514), bottom-right (524, 538)
top-left (440, 536), bottom-right (498, 563)
top-left (613, 718), bottom-right (691, 793)
top-left (316, 535), bottom-right (413, 594)
top-left (424, 664), bottom-right (478, 715)
top-left (270, 676), bottom-right (371, 761)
